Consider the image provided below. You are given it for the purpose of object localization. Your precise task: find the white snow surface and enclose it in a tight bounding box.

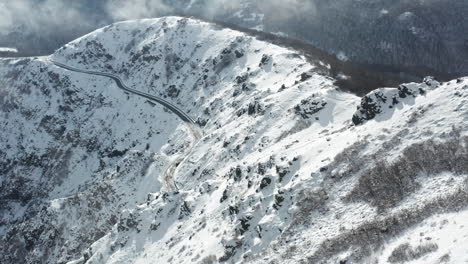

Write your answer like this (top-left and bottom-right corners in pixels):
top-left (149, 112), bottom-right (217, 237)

top-left (0, 17), bottom-right (467, 264)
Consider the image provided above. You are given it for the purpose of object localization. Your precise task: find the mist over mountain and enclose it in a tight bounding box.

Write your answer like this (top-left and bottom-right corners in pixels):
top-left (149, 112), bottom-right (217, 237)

top-left (1, 0), bottom-right (467, 77)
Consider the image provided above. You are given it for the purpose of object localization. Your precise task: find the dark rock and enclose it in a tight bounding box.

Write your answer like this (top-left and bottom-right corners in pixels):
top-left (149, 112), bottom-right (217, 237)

top-left (300, 72), bottom-right (312, 82)
top-left (276, 166), bottom-right (289, 182)
top-left (274, 191), bottom-right (285, 210)
top-left (229, 205), bottom-right (239, 215)
top-left (260, 177), bottom-right (272, 189)
top-left (259, 54), bottom-right (271, 67)
top-left (294, 96), bottom-right (327, 119)
top-left (235, 166), bottom-right (242, 182)
top-left (352, 93), bottom-right (384, 125)
top-left (220, 189), bottom-right (228, 203)
top-left (239, 216), bottom-right (252, 235)
top-left (235, 50), bottom-right (244, 58)
top-left (178, 201), bottom-right (191, 220)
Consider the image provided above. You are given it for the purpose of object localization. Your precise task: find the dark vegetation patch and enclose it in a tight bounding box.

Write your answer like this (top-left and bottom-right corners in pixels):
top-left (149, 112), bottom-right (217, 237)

top-left (439, 253), bottom-right (451, 263)
top-left (388, 242), bottom-right (438, 263)
top-left (236, 100), bottom-right (265, 117)
top-left (105, 148), bottom-right (129, 158)
top-left (117, 212), bottom-right (140, 232)
top-left (347, 134), bottom-right (468, 211)
top-left (285, 130), bottom-right (468, 263)
top-left (213, 42), bottom-right (244, 74)
top-left (307, 181), bottom-right (468, 263)
top-left (1, 179), bottom-right (119, 264)
top-left (225, 166), bottom-right (243, 182)
top-left (165, 85), bottom-right (180, 98)
top-left (219, 239), bottom-right (243, 262)
top-left (39, 115), bottom-right (67, 139)
top-left (291, 188), bottom-right (329, 227)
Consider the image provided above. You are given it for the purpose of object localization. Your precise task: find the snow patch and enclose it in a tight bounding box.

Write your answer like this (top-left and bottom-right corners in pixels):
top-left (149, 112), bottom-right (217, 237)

top-left (0, 47), bottom-right (18, 53)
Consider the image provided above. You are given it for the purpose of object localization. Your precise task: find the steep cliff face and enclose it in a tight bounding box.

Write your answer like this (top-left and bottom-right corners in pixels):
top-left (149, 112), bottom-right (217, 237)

top-left (1, 17), bottom-right (467, 264)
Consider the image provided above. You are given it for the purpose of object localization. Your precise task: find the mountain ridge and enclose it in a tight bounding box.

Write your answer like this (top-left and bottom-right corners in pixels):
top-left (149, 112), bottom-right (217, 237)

top-left (0, 16), bottom-right (467, 264)
top-left (2, 0), bottom-right (467, 77)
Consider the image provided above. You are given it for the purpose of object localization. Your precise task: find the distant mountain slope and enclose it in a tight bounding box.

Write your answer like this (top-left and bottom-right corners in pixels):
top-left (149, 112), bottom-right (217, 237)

top-left (0, 17), bottom-right (467, 264)
top-left (196, 0), bottom-right (468, 76)
top-left (2, 0), bottom-right (467, 78)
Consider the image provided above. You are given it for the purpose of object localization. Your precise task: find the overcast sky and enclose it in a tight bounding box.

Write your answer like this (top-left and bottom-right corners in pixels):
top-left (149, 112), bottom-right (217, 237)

top-left (0, 0), bottom-right (319, 35)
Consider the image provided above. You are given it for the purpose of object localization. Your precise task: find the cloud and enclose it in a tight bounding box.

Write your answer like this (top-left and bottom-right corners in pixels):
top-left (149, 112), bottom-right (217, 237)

top-left (0, 0), bottom-right (320, 55)
top-left (0, 0), bottom-right (318, 35)
top-left (105, 0), bottom-right (175, 20)
top-left (191, 0), bottom-right (245, 18)
top-left (104, 0), bottom-right (317, 23)
top-left (256, 0), bottom-right (317, 22)
top-left (0, 0), bottom-right (105, 35)
top-left (0, 1), bottom-right (23, 33)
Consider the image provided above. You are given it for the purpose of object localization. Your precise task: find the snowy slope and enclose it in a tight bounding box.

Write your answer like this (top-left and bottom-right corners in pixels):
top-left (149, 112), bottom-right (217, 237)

top-left (1, 17), bottom-right (467, 264)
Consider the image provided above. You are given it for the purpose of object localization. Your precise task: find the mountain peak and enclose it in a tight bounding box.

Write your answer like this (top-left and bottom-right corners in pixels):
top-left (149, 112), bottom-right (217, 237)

top-left (1, 15), bottom-right (467, 264)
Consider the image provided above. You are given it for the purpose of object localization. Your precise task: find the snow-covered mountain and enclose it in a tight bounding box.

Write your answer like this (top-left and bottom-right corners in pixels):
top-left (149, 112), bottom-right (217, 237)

top-left (2, 0), bottom-right (467, 78)
top-left (1, 17), bottom-right (467, 264)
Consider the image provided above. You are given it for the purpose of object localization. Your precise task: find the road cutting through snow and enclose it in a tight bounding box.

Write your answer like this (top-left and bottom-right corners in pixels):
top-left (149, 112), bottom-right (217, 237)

top-left (50, 59), bottom-right (202, 191)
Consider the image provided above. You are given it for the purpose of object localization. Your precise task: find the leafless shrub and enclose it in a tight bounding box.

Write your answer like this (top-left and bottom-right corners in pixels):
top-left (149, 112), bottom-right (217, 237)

top-left (291, 188), bottom-right (329, 227)
top-left (347, 134), bottom-right (468, 211)
top-left (276, 119), bottom-right (310, 142)
top-left (306, 181), bottom-right (468, 263)
top-left (324, 138), bottom-right (370, 180)
top-left (388, 242), bottom-right (438, 263)
top-left (439, 253), bottom-right (451, 263)
top-left (285, 130), bottom-right (468, 263)
top-left (200, 255), bottom-right (217, 264)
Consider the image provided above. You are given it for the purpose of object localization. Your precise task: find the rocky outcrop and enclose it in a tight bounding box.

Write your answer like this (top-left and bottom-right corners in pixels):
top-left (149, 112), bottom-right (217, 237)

top-left (352, 76), bottom-right (440, 125)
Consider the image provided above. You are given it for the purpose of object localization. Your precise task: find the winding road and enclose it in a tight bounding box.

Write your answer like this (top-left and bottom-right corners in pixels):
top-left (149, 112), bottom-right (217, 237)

top-left (50, 59), bottom-right (202, 191)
